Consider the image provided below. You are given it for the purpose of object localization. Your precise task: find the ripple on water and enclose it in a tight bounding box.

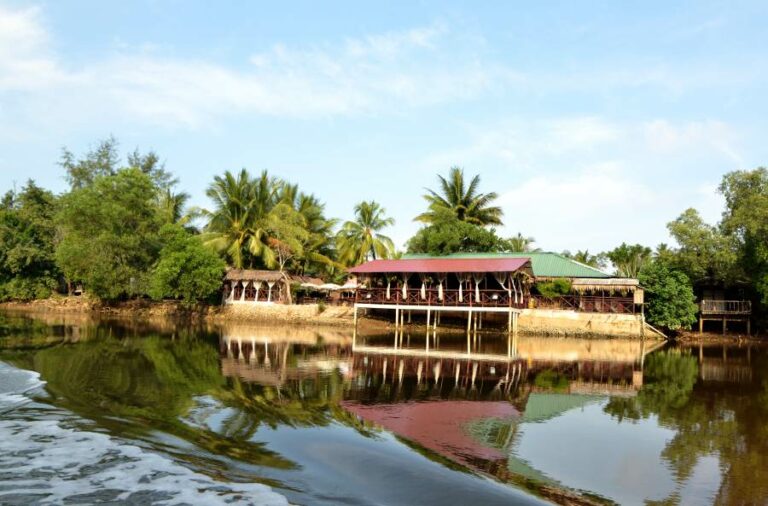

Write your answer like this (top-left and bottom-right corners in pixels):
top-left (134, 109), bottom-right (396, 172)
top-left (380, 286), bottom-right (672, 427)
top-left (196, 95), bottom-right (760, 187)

top-left (0, 362), bottom-right (288, 506)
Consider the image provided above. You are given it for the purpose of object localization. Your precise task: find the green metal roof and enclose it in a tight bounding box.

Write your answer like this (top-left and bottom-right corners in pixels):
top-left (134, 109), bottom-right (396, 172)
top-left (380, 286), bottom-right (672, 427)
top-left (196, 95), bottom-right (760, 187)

top-left (402, 252), bottom-right (611, 279)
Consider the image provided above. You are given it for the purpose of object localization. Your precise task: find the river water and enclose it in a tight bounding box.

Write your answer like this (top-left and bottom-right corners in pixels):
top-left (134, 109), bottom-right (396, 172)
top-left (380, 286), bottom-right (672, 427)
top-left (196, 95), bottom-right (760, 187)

top-left (1, 312), bottom-right (767, 505)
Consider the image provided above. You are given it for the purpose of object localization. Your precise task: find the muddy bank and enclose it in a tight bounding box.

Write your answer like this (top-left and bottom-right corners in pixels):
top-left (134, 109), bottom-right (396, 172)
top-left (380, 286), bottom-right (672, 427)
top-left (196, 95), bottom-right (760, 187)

top-left (0, 297), bottom-right (393, 331)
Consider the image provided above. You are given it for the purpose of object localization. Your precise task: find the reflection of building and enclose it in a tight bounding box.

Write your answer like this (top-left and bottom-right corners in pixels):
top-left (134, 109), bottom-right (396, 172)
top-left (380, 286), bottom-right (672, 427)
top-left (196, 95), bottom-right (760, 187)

top-left (694, 344), bottom-right (755, 384)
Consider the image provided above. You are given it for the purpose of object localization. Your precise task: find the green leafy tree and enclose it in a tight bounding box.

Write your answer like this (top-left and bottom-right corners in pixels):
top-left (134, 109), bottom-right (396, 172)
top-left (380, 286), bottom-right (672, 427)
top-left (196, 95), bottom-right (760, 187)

top-left (201, 169), bottom-right (282, 269)
top-left (149, 224), bottom-right (226, 304)
top-left (337, 201), bottom-right (395, 265)
top-left (607, 243), bottom-right (652, 278)
top-left (639, 261), bottom-right (698, 331)
top-left (666, 208), bottom-right (739, 284)
top-left (416, 167), bottom-right (503, 226)
top-left (56, 168), bottom-right (163, 299)
top-left (59, 137), bottom-right (120, 190)
top-left (0, 181), bottom-right (60, 300)
top-left (535, 279), bottom-right (572, 299)
top-left (719, 168), bottom-right (768, 303)
top-left (277, 184), bottom-right (338, 276)
top-left (407, 209), bottom-right (508, 255)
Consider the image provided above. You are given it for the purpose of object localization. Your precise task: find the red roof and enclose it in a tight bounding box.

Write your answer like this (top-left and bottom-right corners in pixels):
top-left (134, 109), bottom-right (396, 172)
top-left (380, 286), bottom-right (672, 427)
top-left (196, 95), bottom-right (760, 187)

top-left (348, 257), bottom-right (531, 274)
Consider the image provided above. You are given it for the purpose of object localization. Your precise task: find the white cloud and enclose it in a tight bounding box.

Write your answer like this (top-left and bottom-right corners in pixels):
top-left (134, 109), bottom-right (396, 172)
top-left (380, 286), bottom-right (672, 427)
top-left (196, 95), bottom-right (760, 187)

top-left (413, 116), bottom-right (741, 252)
top-left (0, 8), bottom-right (493, 128)
top-left (643, 119), bottom-right (742, 163)
top-left (0, 5), bottom-right (68, 90)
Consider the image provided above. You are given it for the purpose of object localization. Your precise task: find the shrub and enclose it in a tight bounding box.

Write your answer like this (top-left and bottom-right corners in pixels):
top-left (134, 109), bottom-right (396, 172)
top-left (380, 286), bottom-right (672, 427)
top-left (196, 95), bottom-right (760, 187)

top-left (535, 279), bottom-right (572, 299)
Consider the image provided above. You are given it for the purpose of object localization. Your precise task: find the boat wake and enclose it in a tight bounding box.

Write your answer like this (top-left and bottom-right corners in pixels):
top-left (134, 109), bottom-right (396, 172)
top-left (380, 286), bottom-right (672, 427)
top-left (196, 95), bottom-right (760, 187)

top-left (0, 362), bottom-right (288, 506)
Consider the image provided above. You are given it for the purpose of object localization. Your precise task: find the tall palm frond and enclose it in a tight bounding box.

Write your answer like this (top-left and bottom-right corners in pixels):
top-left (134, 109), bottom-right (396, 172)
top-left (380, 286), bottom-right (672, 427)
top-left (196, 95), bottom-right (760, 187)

top-left (416, 167), bottom-right (503, 226)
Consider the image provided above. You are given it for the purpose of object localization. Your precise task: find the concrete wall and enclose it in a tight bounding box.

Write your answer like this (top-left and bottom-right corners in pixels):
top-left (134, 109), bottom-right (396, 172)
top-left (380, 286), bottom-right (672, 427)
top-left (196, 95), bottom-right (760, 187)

top-left (518, 309), bottom-right (644, 338)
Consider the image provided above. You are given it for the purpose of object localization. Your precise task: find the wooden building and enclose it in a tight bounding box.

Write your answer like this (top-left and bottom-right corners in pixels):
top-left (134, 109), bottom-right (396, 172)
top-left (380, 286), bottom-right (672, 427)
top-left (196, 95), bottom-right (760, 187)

top-left (222, 269), bottom-right (292, 304)
top-left (348, 253), bottom-right (643, 333)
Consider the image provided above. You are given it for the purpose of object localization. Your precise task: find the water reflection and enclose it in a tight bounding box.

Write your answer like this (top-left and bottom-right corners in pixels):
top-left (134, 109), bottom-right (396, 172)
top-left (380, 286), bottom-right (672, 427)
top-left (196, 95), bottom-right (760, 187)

top-left (2, 313), bottom-right (768, 505)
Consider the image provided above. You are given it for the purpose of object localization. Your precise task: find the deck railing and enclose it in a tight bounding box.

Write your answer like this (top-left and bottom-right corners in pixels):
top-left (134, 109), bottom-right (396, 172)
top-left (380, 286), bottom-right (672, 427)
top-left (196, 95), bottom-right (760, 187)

top-left (531, 295), bottom-right (636, 314)
top-left (700, 299), bottom-right (752, 315)
top-left (355, 288), bottom-right (637, 314)
top-left (355, 288), bottom-right (527, 308)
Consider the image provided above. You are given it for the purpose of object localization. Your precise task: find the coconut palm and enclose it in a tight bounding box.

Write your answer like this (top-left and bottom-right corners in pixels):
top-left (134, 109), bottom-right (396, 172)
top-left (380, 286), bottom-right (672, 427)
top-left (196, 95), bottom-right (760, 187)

top-left (201, 169), bottom-right (281, 269)
top-left (278, 184), bottom-right (339, 275)
top-left (507, 233), bottom-right (536, 252)
top-left (563, 249), bottom-right (607, 269)
top-left (416, 167), bottom-right (503, 226)
top-left (337, 201), bottom-right (395, 266)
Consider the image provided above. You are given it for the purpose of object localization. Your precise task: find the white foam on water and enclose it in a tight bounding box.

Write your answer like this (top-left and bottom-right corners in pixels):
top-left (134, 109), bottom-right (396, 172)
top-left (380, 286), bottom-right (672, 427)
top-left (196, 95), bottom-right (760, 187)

top-left (0, 362), bottom-right (289, 505)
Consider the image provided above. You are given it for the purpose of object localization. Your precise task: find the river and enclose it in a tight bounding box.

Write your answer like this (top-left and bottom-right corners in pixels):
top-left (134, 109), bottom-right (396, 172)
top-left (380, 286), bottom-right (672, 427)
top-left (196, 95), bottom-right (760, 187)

top-left (1, 311), bottom-right (766, 505)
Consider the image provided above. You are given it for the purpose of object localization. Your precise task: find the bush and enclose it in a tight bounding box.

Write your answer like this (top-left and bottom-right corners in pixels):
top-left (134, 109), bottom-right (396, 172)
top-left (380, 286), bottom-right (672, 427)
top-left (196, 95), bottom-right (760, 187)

top-left (149, 224), bottom-right (226, 305)
top-left (535, 279), bottom-right (572, 299)
top-left (639, 262), bottom-right (698, 331)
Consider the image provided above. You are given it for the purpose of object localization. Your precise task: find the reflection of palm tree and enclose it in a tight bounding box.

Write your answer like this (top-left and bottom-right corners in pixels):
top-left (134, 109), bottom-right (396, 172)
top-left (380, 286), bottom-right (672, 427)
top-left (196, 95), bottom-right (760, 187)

top-left (416, 167), bottom-right (503, 226)
top-left (337, 201), bottom-right (395, 266)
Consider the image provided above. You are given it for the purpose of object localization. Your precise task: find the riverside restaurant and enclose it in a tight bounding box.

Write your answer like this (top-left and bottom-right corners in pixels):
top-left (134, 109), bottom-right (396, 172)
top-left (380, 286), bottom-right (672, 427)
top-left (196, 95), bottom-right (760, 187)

top-left (348, 253), bottom-right (645, 334)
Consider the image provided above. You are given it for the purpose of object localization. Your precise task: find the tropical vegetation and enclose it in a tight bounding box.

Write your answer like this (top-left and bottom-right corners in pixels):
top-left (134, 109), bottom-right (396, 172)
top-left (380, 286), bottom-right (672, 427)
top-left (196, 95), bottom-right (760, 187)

top-left (3, 137), bottom-right (768, 333)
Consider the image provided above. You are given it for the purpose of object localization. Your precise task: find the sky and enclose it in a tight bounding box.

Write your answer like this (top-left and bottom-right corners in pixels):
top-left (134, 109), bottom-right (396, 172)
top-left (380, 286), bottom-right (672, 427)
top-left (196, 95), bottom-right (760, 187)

top-left (1, 0), bottom-right (767, 253)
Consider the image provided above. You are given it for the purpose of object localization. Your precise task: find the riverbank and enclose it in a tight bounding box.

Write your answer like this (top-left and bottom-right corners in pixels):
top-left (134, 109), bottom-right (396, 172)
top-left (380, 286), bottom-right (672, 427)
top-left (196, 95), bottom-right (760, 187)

top-left (0, 297), bottom-right (389, 330)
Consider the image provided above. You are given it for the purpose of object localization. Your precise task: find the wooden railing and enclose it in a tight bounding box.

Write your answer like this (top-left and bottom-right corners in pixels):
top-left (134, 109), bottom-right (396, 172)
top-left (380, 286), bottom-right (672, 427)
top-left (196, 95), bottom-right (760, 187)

top-left (355, 288), bottom-right (527, 308)
top-left (700, 299), bottom-right (752, 315)
top-left (355, 289), bottom-right (637, 314)
top-left (531, 295), bottom-right (636, 314)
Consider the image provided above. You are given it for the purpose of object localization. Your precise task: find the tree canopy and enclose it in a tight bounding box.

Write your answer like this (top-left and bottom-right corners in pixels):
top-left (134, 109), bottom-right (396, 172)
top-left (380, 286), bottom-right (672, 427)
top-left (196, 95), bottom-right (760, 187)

top-left (639, 261), bottom-right (698, 331)
top-left (416, 167), bottom-right (503, 226)
top-left (336, 200), bottom-right (395, 266)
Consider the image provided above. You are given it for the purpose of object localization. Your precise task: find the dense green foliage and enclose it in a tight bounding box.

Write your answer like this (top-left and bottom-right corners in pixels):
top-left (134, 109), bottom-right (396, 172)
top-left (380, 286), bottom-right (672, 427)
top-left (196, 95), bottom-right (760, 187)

top-left (0, 181), bottom-right (60, 300)
top-left (407, 214), bottom-right (509, 255)
top-left (149, 225), bottom-right (226, 304)
top-left (3, 137), bottom-right (768, 331)
top-left (56, 168), bottom-right (164, 299)
top-left (336, 200), bottom-right (395, 265)
top-left (606, 243), bottom-right (652, 278)
top-left (639, 261), bottom-right (698, 331)
top-left (719, 168), bottom-right (768, 303)
top-left (534, 279), bottom-right (572, 299)
top-left (201, 169), bottom-right (337, 275)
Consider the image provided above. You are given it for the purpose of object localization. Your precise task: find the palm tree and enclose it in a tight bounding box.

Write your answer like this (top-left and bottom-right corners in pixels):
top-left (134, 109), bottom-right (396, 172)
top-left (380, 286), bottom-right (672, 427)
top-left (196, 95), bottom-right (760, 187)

top-left (337, 201), bottom-right (395, 266)
top-left (563, 249), bottom-right (607, 269)
top-left (416, 167), bottom-right (503, 226)
top-left (507, 233), bottom-right (536, 252)
top-left (158, 189), bottom-right (196, 226)
top-left (278, 184), bottom-right (339, 274)
top-left (201, 169), bottom-right (281, 269)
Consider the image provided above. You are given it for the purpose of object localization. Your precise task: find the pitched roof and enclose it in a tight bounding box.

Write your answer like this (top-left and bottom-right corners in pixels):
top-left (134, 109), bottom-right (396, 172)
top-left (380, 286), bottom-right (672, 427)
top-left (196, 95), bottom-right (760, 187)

top-left (224, 269), bottom-right (284, 282)
top-left (402, 252), bottom-right (611, 279)
top-left (348, 257), bottom-right (532, 274)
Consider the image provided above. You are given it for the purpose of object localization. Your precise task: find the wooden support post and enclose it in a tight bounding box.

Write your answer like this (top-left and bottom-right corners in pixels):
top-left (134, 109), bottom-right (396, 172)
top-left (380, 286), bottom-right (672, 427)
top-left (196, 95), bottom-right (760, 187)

top-left (467, 309), bottom-right (472, 334)
top-left (408, 310), bottom-right (412, 324)
top-left (426, 309), bottom-right (431, 338)
top-left (395, 307), bottom-right (399, 330)
top-left (747, 318), bottom-right (751, 336)
top-left (699, 316), bottom-right (703, 334)
top-left (353, 306), bottom-right (358, 346)
top-left (723, 317), bottom-right (727, 335)
top-left (508, 310), bottom-right (513, 334)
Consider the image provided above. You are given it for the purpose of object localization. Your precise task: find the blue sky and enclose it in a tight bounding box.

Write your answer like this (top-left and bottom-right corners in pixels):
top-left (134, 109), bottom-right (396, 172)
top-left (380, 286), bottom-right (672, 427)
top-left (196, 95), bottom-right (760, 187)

top-left (1, 1), bottom-right (766, 252)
